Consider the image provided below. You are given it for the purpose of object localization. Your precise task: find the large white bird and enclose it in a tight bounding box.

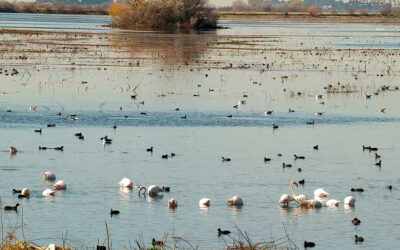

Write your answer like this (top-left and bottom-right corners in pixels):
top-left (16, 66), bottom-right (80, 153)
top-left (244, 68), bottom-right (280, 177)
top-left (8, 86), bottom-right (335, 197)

top-left (326, 199), bottom-right (340, 207)
top-left (226, 195), bottom-right (243, 206)
top-left (300, 199), bottom-right (323, 208)
top-left (344, 196), bottom-right (356, 206)
top-left (54, 180), bottom-right (67, 190)
top-left (199, 198), bottom-right (211, 208)
top-left (21, 188), bottom-right (30, 196)
top-left (42, 189), bottom-right (56, 197)
top-left (168, 198), bottom-right (178, 208)
top-left (295, 194), bottom-right (307, 202)
top-left (314, 188), bottom-right (329, 198)
top-left (119, 178), bottom-right (133, 189)
top-left (42, 171), bottom-right (56, 181)
top-left (279, 194), bottom-right (294, 206)
top-left (148, 185), bottom-right (164, 196)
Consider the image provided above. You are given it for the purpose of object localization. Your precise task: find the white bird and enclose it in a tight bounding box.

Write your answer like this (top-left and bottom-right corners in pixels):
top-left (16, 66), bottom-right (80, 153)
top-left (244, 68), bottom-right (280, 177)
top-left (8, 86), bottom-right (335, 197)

top-left (295, 194), bottom-right (307, 202)
top-left (119, 178), bottom-right (133, 189)
top-left (314, 188), bottom-right (329, 198)
top-left (42, 171), bottom-right (56, 181)
top-left (344, 196), bottom-right (356, 206)
top-left (199, 198), bottom-right (211, 208)
top-left (148, 185), bottom-right (164, 196)
top-left (54, 180), bottom-right (66, 190)
top-left (42, 189), bottom-right (56, 197)
top-left (21, 188), bottom-right (30, 196)
top-left (326, 199), bottom-right (340, 207)
top-left (279, 194), bottom-right (294, 206)
top-left (226, 195), bottom-right (243, 206)
top-left (30, 105), bottom-right (37, 111)
top-left (168, 198), bottom-right (178, 208)
top-left (378, 108), bottom-right (386, 113)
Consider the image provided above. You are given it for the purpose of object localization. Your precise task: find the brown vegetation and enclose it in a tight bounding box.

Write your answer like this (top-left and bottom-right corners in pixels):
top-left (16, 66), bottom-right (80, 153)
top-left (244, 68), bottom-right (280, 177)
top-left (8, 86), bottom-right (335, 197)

top-left (0, 2), bottom-right (108, 15)
top-left (109, 0), bottom-right (218, 30)
top-left (306, 5), bottom-right (321, 17)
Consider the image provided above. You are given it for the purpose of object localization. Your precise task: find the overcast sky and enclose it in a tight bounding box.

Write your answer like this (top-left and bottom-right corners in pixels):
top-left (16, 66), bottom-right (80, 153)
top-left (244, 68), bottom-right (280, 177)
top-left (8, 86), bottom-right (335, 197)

top-left (209, 0), bottom-right (234, 7)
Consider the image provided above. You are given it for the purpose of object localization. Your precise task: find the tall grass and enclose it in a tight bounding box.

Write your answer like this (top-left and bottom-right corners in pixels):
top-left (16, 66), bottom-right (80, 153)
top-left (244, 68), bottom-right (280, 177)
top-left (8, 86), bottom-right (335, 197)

top-left (109, 0), bottom-right (218, 30)
top-left (0, 2), bottom-right (109, 15)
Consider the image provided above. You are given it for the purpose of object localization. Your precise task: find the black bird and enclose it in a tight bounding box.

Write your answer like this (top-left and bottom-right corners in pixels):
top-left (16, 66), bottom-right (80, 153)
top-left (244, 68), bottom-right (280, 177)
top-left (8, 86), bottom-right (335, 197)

top-left (38, 146), bottom-right (47, 150)
top-left (299, 179), bottom-right (305, 185)
top-left (12, 189), bottom-right (22, 193)
top-left (4, 203), bottom-right (19, 212)
top-left (233, 105), bottom-right (238, 108)
top-left (180, 115), bottom-right (187, 119)
top-left (264, 157), bottom-right (271, 162)
top-left (97, 245), bottom-right (106, 250)
top-left (352, 218), bottom-right (361, 225)
top-left (78, 135), bottom-right (84, 140)
top-left (227, 114), bottom-right (233, 117)
top-left (140, 112), bottom-right (147, 115)
top-left (170, 153), bottom-right (176, 157)
top-left (174, 108), bottom-right (180, 111)
top-left (277, 153), bottom-right (282, 157)
top-left (375, 153), bottom-right (380, 159)
top-left (222, 156), bottom-right (231, 162)
top-left (110, 209), bottom-right (120, 217)
top-left (306, 121), bottom-right (315, 125)
top-left (362, 145), bottom-right (371, 151)
top-left (113, 124), bottom-right (117, 129)
top-left (146, 147), bottom-right (153, 153)
top-left (162, 186), bottom-right (170, 192)
top-left (375, 160), bottom-right (382, 167)
top-left (304, 241), bottom-right (315, 248)
top-left (218, 228), bottom-right (231, 236)
top-left (355, 235), bottom-right (364, 243)
top-left (294, 154), bottom-right (305, 160)
top-left (34, 128), bottom-right (42, 133)
top-left (387, 185), bottom-right (392, 190)
top-left (152, 238), bottom-right (164, 246)
top-left (351, 188), bottom-right (364, 192)
top-left (282, 163), bottom-right (292, 168)
top-left (162, 154), bottom-right (168, 159)
top-left (273, 124), bottom-right (279, 129)
top-left (288, 108), bottom-right (295, 113)
top-left (47, 124), bottom-right (56, 127)
top-left (18, 194), bottom-right (29, 199)
top-left (54, 146), bottom-right (64, 151)
top-left (74, 132), bottom-right (82, 137)
top-left (365, 94), bottom-right (371, 99)
top-left (297, 168), bottom-right (302, 173)
top-left (130, 95), bottom-right (137, 99)
top-left (313, 145), bottom-right (319, 150)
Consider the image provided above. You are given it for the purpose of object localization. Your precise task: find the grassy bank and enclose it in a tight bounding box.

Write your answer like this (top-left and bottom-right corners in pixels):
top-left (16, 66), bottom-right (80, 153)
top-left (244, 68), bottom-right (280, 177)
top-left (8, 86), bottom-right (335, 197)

top-left (0, 2), bottom-right (108, 15)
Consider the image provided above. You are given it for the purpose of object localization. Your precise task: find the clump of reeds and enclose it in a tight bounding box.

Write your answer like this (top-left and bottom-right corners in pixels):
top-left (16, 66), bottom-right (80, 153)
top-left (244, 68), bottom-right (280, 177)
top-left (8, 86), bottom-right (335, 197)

top-left (109, 0), bottom-right (218, 30)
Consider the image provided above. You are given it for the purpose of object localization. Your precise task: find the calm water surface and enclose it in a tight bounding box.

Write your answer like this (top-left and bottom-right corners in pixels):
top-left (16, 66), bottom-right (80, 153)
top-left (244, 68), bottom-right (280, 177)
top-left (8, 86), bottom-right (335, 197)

top-left (0, 13), bottom-right (400, 249)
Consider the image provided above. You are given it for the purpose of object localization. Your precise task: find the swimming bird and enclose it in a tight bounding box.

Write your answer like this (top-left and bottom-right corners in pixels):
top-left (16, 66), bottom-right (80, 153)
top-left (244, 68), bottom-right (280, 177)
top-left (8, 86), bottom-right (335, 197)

top-left (272, 124), bottom-right (279, 129)
top-left (74, 132), bottom-right (82, 137)
top-left (294, 154), bottom-right (305, 160)
top-left (279, 194), bottom-right (294, 206)
top-left (162, 154), bottom-right (168, 159)
top-left (168, 198), bottom-right (178, 208)
top-left (218, 228), bottom-right (231, 236)
top-left (162, 186), bottom-right (170, 192)
top-left (325, 199), bottom-right (340, 207)
top-left (4, 203), bottom-right (19, 212)
top-left (139, 101), bottom-right (145, 105)
top-left (226, 196), bottom-right (243, 206)
top-left (30, 105), bottom-right (37, 111)
top-left (180, 115), bottom-right (187, 119)
top-left (148, 185), bottom-right (164, 197)
top-left (369, 147), bottom-right (378, 151)
top-left (101, 136), bottom-right (112, 145)
top-left (282, 163), bottom-right (292, 168)
top-left (47, 124), bottom-right (56, 127)
top-left (375, 160), bottom-right (382, 166)
top-left (110, 209), bottom-right (120, 217)
top-left (54, 146), bottom-right (63, 151)
top-left (152, 238), bottom-right (164, 246)
top-left (12, 189), bottom-right (22, 193)
top-left (119, 178), bottom-right (133, 189)
top-left (265, 110), bottom-right (273, 115)
top-left (113, 124), bottom-right (117, 129)
top-left (199, 198), bottom-right (211, 208)
top-left (170, 153), bottom-right (176, 157)
top-left (146, 146), bottom-right (153, 153)
top-left (307, 121), bottom-right (315, 125)
top-left (42, 189), bottom-right (55, 196)
top-left (351, 188), bottom-right (364, 192)
top-left (315, 112), bottom-right (324, 116)
top-left (299, 179), bottom-right (305, 185)
top-left (9, 146), bottom-right (17, 155)
top-left (352, 218), bottom-right (361, 225)
top-left (69, 114), bottom-right (78, 121)
top-left (227, 114), bottom-right (232, 118)
top-left (222, 156), bottom-right (231, 162)
top-left (355, 235), bottom-right (364, 243)
top-left (362, 145), bottom-right (371, 151)
top-left (297, 168), bottom-right (302, 173)
top-left (365, 94), bottom-right (371, 99)
top-left (54, 180), bottom-right (67, 190)
top-left (314, 188), bottom-right (328, 198)
top-left (304, 241), bottom-right (316, 248)
top-left (42, 171), bottom-right (56, 181)
top-left (34, 128), bottom-right (42, 134)
top-left (288, 108), bottom-right (295, 113)
top-left (344, 196), bottom-right (356, 206)
top-left (21, 188), bottom-right (30, 197)
top-left (375, 153), bottom-right (380, 159)
top-left (387, 185), bottom-right (392, 190)
top-left (313, 145), bottom-right (319, 150)
top-left (264, 157), bottom-right (271, 162)
top-left (378, 108), bottom-right (385, 113)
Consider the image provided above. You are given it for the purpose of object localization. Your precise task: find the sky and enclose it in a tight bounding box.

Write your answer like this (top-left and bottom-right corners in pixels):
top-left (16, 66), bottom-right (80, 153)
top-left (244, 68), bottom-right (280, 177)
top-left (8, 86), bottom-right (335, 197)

top-left (209, 0), bottom-right (234, 7)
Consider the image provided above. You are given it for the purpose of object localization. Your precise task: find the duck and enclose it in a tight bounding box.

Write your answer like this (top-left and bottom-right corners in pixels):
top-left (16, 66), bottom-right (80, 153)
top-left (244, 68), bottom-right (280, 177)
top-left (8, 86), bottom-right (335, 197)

top-left (217, 228), bottom-right (231, 236)
top-left (47, 123), bottom-right (56, 127)
top-left (325, 199), bottom-right (340, 207)
top-left (21, 188), bottom-right (30, 196)
top-left (199, 198), bottom-right (211, 208)
top-left (315, 112), bottom-right (324, 116)
top-left (355, 235), bottom-right (364, 243)
top-left (314, 188), bottom-right (328, 198)
top-left (54, 146), bottom-right (64, 151)
top-left (9, 146), bottom-right (17, 155)
top-left (351, 188), bottom-right (364, 192)
top-left (362, 145), bottom-right (371, 151)
top-left (30, 105), bottom-right (37, 111)
top-left (226, 196), bottom-right (243, 206)
top-left (42, 171), bottom-right (56, 181)
top-left (74, 132), bottom-right (82, 137)
top-left (288, 108), bottom-right (295, 113)
top-left (272, 124), bottom-right (279, 129)
top-left (146, 146), bottom-right (153, 153)
top-left (152, 238), bottom-right (164, 246)
top-left (34, 128), bottom-right (42, 133)
top-left (110, 209), bottom-right (120, 217)
top-left (313, 145), bottom-right (319, 150)
top-left (265, 110), bottom-right (273, 115)
top-left (377, 108), bottom-right (385, 113)
top-left (222, 156), bottom-right (231, 162)
top-left (344, 196), bottom-right (356, 206)
top-left (294, 154), bottom-right (305, 160)
top-left (119, 178), bottom-right (133, 189)
top-left (42, 189), bottom-right (56, 197)
top-left (352, 218), bottom-right (361, 225)
top-left (102, 137), bottom-right (112, 145)
top-left (113, 124), bottom-right (117, 129)
top-left (180, 115), bottom-right (187, 119)
top-left (299, 179), bottom-right (305, 185)
top-left (38, 146), bottom-right (47, 150)
top-left (148, 185), bottom-right (164, 197)
top-left (162, 186), bottom-right (170, 192)
top-left (264, 157), bottom-right (271, 162)
top-left (297, 168), bottom-right (302, 173)
top-left (4, 203), bottom-right (19, 212)
top-left (307, 121), bottom-right (315, 125)
top-left (162, 154), bottom-right (168, 159)
top-left (304, 241), bottom-right (316, 248)
top-left (387, 185), bottom-right (392, 190)
top-left (282, 163), bottom-right (292, 168)
top-left (12, 189), bottom-right (22, 193)
top-left (375, 153), bottom-right (380, 159)
top-left (375, 160), bottom-right (382, 166)
top-left (168, 198), bottom-right (178, 208)
top-left (54, 180), bottom-right (67, 190)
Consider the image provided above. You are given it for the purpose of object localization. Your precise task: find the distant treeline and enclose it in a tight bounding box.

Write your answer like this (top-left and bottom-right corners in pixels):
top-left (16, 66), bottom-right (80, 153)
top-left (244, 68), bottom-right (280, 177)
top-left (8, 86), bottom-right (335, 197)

top-left (0, 2), bottom-right (109, 15)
